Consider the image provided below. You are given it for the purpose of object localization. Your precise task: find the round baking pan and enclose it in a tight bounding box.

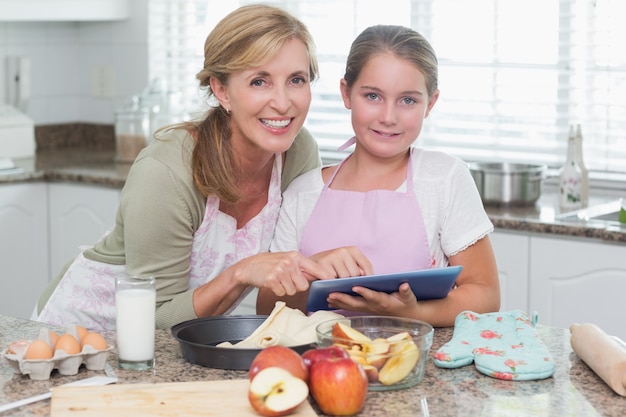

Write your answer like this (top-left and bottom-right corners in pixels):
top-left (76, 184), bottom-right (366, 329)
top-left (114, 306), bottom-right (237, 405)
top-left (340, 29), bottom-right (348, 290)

top-left (170, 315), bottom-right (314, 370)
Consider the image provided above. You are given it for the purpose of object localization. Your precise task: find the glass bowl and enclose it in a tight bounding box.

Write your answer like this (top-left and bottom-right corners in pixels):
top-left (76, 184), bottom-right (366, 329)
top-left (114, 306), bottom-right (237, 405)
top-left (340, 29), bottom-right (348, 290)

top-left (315, 316), bottom-right (433, 391)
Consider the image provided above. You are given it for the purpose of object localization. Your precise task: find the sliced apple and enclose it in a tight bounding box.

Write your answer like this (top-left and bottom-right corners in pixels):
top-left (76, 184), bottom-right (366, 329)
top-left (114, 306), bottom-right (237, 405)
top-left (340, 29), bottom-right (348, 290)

top-left (331, 322), bottom-right (372, 346)
top-left (378, 340), bottom-right (419, 385)
top-left (248, 367), bottom-right (309, 417)
top-left (385, 331), bottom-right (413, 345)
top-left (361, 364), bottom-right (380, 383)
top-left (364, 338), bottom-right (391, 369)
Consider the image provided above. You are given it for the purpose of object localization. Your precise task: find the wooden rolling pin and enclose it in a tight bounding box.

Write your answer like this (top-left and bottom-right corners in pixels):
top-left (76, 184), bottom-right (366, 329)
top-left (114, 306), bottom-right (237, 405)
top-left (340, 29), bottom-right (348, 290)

top-left (570, 323), bottom-right (626, 396)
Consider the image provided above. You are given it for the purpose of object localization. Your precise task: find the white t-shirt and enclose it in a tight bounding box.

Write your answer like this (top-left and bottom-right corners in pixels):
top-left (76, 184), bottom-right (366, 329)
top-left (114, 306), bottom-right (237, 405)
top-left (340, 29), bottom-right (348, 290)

top-left (270, 148), bottom-right (494, 267)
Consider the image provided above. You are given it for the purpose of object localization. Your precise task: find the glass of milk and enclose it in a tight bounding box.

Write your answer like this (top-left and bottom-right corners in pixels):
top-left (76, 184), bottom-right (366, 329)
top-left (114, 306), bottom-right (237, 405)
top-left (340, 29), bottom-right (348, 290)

top-left (115, 275), bottom-right (156, 370)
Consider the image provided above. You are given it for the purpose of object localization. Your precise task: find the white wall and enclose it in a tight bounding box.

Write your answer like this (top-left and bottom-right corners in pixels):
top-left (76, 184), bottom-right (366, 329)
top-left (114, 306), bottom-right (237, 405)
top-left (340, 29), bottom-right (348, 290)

top-left (0, 0), bottom-right (148, 125)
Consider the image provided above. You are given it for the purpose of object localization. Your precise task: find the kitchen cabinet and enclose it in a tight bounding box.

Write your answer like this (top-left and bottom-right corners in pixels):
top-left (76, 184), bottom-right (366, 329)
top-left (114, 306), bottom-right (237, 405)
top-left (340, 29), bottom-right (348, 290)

top-left (490, 231), bottom-right (530, 312)
top-left (48, 183), bottom-right (120, 281)
top-left (0, 0), bottom-right (129, 21)
top-left (529, 235), bottom-right (626, 341)
top-left (0, 183), bottom-right (49, 319)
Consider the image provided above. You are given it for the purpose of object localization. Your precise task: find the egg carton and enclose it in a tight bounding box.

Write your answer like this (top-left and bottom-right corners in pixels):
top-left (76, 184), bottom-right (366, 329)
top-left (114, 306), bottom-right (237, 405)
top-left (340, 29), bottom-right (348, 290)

top-left (1, 325), bottom-right (113, 381)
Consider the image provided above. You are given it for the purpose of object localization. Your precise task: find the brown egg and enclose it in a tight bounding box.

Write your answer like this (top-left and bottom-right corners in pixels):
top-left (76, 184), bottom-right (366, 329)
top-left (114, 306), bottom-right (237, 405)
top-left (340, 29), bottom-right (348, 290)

top-left (75, 325), bottom-right (88, 342)
top-left (49, 330), bottom-right (59, 346)
top-left (80, 332), bottom-right (108, 350)
top-left (24, 339), bottom-right (54, 360)
top-left (54, 333), bottom-right (81, 355)
top-left (7, 339), bottom-right (30, 356)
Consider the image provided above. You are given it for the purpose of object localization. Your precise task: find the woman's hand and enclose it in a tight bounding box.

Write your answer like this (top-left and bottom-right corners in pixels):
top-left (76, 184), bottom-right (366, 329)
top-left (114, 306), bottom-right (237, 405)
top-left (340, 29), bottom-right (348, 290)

top-left (255, 246), bottom-right (373, 315)
top-left (194, 250), bottom-right (332, 318)
top-left (308, 246), bottom-right (374, 278)
top-left (326, 282), bottom-right (418, 316)
top-left (235, 251), bottom-right (332, 296)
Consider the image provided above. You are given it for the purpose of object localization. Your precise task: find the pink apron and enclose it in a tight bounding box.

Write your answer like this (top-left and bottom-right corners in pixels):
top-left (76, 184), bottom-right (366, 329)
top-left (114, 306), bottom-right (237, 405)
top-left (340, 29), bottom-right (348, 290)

top-left (36, 154), bottom-right (283, 331)
top-left (299, 147), bottom-right (432, 275)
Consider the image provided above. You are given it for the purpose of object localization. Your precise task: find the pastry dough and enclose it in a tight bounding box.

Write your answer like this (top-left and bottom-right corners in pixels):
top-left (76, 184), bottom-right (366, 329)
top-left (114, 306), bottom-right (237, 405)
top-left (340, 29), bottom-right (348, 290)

top-left (218, 301), bottom-right (344, 348)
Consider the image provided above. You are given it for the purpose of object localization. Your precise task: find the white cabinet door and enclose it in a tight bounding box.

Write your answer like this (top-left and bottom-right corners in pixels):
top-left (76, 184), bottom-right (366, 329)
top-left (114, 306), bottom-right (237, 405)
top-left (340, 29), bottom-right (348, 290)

top-left (48, 183), bottom-right (120, 281)
top-left (0, 183), bottom-right (49, 319)
top-left (529, 236), bottom-right (626, 341)
top-left (490, 231), bottom-right (530, 312)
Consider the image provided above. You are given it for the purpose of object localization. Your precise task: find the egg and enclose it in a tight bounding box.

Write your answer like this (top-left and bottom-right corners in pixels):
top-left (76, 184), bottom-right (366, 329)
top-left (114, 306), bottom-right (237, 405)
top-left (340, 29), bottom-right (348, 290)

top-left (54, 333), bottom-right (81, 355)
top-left (48, 330), bottom-right (59, 346)
top-left (80, 332), bottom-right (108, 350)
top-left (7, 339), bottom-right (30, 356)
top-left (75, 325), bottom-right (88, 342)
top-left (24, 339), bottom-right (54, 360)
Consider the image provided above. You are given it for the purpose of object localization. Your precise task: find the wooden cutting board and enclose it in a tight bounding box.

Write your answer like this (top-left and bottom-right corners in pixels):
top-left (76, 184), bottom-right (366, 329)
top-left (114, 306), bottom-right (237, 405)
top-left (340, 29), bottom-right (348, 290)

top-left (51, 379), bottom-right (318, 417)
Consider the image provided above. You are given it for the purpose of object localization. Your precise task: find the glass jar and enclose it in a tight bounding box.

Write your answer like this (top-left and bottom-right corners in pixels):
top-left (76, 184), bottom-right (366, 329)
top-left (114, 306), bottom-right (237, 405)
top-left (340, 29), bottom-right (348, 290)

top-left (115, 96), bottom-right (150, 163)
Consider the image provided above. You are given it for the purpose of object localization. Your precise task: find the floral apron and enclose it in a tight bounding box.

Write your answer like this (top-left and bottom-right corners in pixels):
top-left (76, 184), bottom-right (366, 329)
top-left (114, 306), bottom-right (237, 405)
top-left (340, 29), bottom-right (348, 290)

top-left (36, 154), bottom-right (282, 331)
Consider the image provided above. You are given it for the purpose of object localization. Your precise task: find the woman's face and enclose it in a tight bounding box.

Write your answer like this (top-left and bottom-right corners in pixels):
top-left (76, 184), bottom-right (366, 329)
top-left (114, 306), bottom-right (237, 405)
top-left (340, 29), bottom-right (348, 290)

top-left (213, 38), bottom-right (312, 155)
top-left (340, 53), bottom-right (439, 159)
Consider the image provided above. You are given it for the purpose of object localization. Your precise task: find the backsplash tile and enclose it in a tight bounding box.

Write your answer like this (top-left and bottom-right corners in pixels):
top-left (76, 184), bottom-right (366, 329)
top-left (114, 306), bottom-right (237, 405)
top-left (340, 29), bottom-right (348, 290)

top-left (35, 123), bottom-right (114, 151)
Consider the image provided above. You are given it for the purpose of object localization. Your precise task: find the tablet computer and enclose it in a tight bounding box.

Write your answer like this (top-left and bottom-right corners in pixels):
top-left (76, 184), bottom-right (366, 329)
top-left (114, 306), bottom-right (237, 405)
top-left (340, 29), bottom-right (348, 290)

top-left (306, 265), bottom-right (462, 312)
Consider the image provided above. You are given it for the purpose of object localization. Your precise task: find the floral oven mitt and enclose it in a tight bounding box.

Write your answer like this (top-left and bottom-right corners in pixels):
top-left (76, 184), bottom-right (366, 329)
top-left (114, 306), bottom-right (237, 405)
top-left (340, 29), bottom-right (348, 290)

top-left (434, 310), bottom-right (555, 381)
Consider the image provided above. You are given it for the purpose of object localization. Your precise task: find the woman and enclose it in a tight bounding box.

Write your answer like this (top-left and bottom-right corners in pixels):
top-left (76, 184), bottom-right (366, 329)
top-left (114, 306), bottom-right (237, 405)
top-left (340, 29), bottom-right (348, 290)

top-left (259, 25), bottom-right (500, 327)
top-left (33, 4), bottom-right (331, 331)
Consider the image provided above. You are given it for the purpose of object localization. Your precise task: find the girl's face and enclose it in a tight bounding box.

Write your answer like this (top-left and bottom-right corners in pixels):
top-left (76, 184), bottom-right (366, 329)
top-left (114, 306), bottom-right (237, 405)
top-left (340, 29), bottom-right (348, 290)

top-left (211, 38), bottom-right (312, 156)
top-left (340, 53), bottom-right (439, 158)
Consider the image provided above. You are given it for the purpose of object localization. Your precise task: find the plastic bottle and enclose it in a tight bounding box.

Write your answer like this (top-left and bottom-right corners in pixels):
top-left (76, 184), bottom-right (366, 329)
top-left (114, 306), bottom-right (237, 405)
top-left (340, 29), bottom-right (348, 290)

top-left (559, 126), bottom-right (583, 211)
top-left (575, 124), bottom-right (589, 206)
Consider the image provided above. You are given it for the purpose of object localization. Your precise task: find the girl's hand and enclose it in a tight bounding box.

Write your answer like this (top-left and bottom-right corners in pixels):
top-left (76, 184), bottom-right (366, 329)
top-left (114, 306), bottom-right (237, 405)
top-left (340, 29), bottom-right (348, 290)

top-left (326, 282), bottom-right (418, 315)
top-left (308, 246), bottom-right (374, 279)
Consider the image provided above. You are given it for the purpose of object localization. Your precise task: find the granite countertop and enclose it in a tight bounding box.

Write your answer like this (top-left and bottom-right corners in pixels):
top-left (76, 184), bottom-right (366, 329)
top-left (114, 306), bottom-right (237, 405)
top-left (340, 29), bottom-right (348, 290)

top-left (1, 314), bottom-right (625, 416)
top-left (3, 145), bottom-right (626, 243)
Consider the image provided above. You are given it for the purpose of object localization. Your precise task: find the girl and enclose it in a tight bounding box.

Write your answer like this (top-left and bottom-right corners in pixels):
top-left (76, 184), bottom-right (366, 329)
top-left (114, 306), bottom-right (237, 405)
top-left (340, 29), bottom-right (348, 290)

top-left (259, 25), bottom-right (500, 327)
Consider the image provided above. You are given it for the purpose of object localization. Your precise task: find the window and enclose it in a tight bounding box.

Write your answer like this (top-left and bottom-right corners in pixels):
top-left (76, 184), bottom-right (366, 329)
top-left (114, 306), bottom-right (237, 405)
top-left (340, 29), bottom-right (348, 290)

top-left (149, 0), bottom-right (626, 175)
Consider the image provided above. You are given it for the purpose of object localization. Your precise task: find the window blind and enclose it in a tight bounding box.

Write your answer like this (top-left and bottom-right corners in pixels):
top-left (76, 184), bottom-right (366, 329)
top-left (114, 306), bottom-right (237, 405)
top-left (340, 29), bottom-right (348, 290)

top-left (149, 0), bottom-right (626, 174)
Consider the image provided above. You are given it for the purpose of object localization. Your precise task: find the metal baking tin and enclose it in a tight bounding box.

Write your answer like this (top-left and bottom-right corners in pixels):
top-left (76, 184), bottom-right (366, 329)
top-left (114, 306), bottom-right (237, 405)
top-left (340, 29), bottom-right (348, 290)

top-left (170, 315), bottom-right (314, 370)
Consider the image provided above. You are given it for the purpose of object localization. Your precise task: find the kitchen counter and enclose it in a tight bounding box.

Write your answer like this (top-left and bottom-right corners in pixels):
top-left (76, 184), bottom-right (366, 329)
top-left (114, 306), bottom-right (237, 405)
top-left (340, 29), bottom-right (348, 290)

top-left (1, 314), bottom-right (625, 416)
top-left (3, 146), bottom-right (626, 243)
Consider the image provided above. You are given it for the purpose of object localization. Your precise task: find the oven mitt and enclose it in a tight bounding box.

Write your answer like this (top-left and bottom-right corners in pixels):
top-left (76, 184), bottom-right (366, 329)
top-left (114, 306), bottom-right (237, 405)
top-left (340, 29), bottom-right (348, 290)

top-left (434, 310), bottom-right (554, 381)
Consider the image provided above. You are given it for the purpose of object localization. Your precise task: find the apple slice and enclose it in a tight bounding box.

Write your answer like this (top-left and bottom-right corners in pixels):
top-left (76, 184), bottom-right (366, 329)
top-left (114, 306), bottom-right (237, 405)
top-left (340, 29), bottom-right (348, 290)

top-left (364, 338), bottom-right (391, 369)
top-left (248, 367), bottom-right (309, 417)
top-left (378, 339), bottom-right (419, 385)
top-left (385, 331), bottom-right (413, 345)
top-left (361, 364), bottom-right (380, 383)
top-left (331, 322), bottom-right (372, 346)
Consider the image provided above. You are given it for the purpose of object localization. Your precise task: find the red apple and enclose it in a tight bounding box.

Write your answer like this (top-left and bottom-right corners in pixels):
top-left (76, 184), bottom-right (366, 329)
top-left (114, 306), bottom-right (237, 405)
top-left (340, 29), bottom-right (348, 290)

top-left (249, 345), bottom-right (308, 382)
top-left (309, 356), bottom-right (368, 416)
top-left (301, 345), bottom-right (350, 370)
top-left (248, 367), bottom-right (309, 417)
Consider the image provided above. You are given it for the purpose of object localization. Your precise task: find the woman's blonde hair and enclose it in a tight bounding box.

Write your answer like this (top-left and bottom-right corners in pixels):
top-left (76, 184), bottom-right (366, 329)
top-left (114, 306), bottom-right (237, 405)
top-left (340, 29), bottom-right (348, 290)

top-left (187, 4), bottom-right (318, 202)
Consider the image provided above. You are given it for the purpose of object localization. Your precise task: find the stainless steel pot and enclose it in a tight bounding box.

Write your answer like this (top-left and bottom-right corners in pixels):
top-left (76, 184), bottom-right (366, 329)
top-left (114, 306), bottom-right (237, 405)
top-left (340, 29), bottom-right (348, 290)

top-left (468, 162), bottom-right (545, 206)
